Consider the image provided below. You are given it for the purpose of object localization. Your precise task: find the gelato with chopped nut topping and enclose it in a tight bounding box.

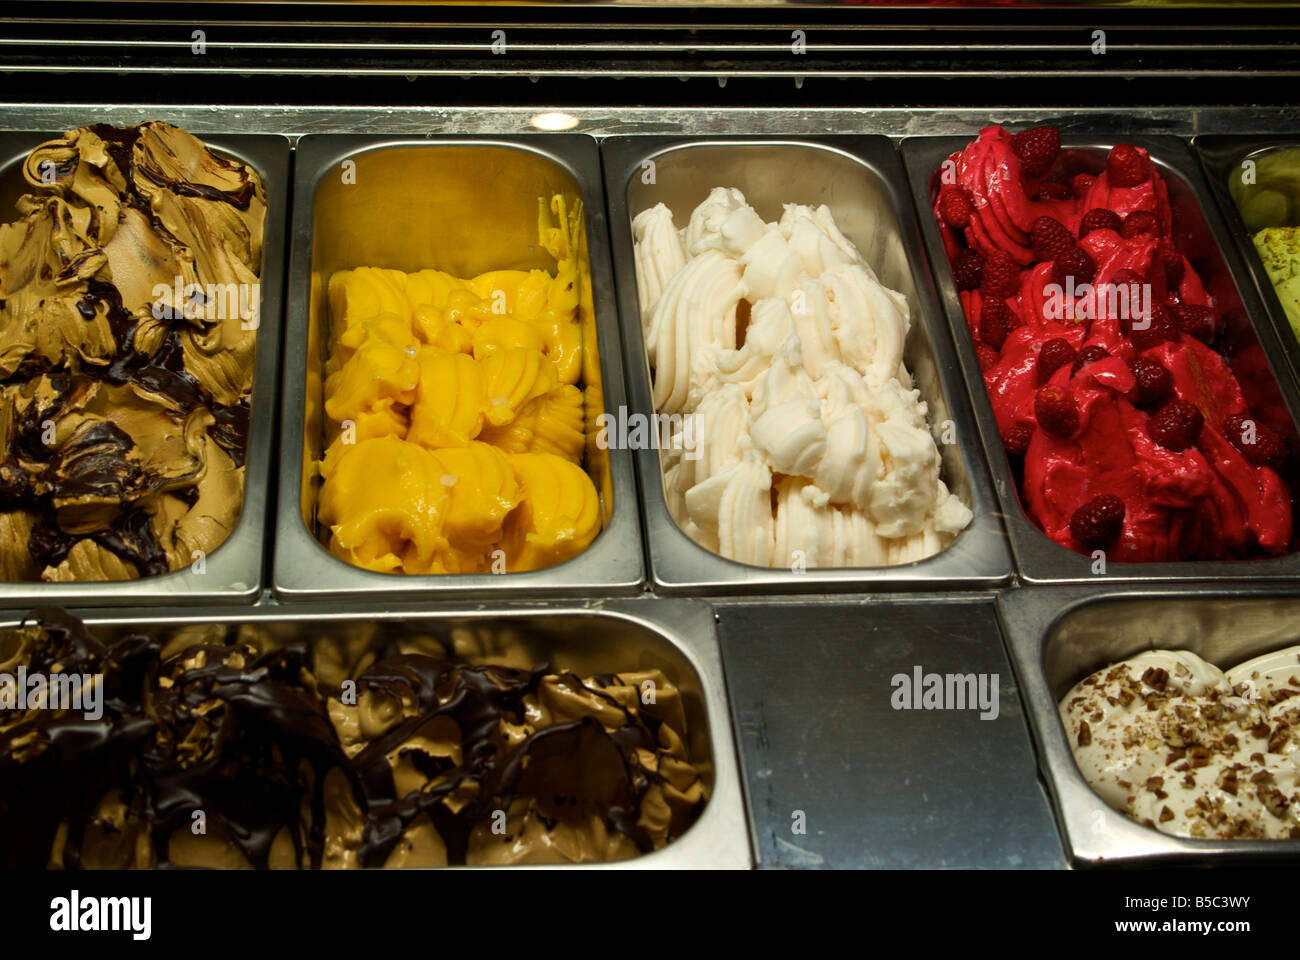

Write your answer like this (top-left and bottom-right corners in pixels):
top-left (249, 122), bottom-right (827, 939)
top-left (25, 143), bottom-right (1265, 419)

top-left (1061, 646), bottom-right (1300, 840)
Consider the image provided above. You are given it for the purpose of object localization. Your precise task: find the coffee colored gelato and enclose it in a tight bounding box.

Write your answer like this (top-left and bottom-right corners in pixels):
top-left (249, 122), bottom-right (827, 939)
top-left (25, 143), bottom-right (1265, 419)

top-left (0, 609), bottom-right (356, 868)
top-left (329, 647), bottom-right (707, 865)
top-left (0, 610), bottom-right (708, 868)
top-left (0, 122), bottom-right (265, 581)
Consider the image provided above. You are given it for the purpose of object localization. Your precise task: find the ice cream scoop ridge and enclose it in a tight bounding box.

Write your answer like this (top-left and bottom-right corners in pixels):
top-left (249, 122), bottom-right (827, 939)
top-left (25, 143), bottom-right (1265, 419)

top-left (1060, 645), bottom-right (1300, 840)
top-left (317, 195), bottom-right (601, 575)
top-left (936, 126), bottom-right (1293, 561)
top-left (0, 122), bottom-right (264, 580)
top-left (632, 187), bottom-right (971, 568)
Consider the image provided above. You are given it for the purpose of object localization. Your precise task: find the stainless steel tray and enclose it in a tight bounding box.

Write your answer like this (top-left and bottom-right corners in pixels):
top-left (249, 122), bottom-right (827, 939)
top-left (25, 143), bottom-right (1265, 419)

top-left (1, 597), bottom-right (749, 869)
top-left (718, 595), bottom-right (1066, 868)
top-left (1195, 135), bottom-right (1300, 396)
top-left (903, 133), bottom-right (1300, 585)
top-left (999, 585), bottom-right (1300, 866)
top-left (601, 135), bottom-right (1010, 595)
top-left (274, 134), bottom-right (643, 601)
top-left (0, 130), bottom-right (289, 608)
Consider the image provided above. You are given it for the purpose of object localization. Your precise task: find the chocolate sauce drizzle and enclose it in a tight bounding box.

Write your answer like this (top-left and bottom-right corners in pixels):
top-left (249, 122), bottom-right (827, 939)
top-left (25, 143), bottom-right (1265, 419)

top-left (0, 124), bottom-right (255, 577)
top-left (348, 653), bottom-right (674, 866)
top-left (0, 613), bottom-right (702, 869)
top-left (0, 609), bottom-right (358, 870)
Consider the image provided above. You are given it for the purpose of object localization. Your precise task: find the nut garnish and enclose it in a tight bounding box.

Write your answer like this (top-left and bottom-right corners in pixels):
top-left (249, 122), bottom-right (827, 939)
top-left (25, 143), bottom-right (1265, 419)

top-left (1257, 784), bottom-right (1290, 820)
top-left (1142, 667), bottom-right (1170, 691)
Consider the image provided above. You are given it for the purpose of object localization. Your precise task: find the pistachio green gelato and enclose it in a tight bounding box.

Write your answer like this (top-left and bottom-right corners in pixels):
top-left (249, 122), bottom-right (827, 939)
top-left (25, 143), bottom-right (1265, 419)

top-left (1230, 147), bottom-right (1300, 233)
top-left (1253, 226), bottom-right (1300, 345)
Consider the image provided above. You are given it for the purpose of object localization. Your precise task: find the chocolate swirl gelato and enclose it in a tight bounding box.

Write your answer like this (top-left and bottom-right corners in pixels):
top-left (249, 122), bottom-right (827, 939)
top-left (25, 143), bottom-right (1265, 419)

top-left (0, 609), bottom-right (357, 869)
top-left (0, 122), bottom-right (265, 580)
top-left (330, 650), bottom-right (709, 865)
top-left (0, 611), bottom-right (709, 868)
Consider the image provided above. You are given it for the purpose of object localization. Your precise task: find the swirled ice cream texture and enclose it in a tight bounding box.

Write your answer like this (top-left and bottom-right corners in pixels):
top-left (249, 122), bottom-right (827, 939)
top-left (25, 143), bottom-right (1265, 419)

top-left (632, 187), bottom-right (971, 567)
top-left (0, 122), bottom-right (263, 581)
top-left (1061, 646), bottom-right (1300, 840)
top-left (316, 196), bottom-right (601, 575)
top-left (0, 610), bottom-right (708, 868)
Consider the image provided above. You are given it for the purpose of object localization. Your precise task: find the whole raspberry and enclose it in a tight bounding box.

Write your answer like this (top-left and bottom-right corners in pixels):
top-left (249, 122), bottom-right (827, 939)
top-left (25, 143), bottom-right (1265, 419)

top-left (1037, 337), bottom-right (1077, 383)
top-left (1224, 414), bottom-right (1286, 467)
top-left (1120, 210), bottom-right (1161, 239)
top-left (1052, 246), bottom-right (1097, 287)
top-left (980, 249), bottom-right (1020, 299)
top-left (982, 298), bottom-right (1016, 336)
top-left (1079, 208), bottom-right (1122, 238)
top-left (981, 308), bottom-right (1008, 349)
top-left (1035, 385), bottom-right (1080, 437)
top-left (1124, 301), bottom-right (1178, 352)
top-left (975, 343), bottom-right (1000, 371)
top-left (939, 186), bottom-right (975, 228)
top-left (1173, 303), bottom-right (1215, 344)
top-left (1003, 422), bottom-right (1036, 457)
top-left (1072, 173), bottom-right (1098, 198)
top-left (1156, 248), bottom-right (1184, 288)
top-left (1149, 398), bottom-right (1204, 452)
top-left (1106, 143), bottom-right (1148, 188)
top-left (1031, 216), bottom-right (1077, 262)
top-left (1072, 344), bottom-right (1110, 375)
top-left (1110, 268), bottom-right (1144, 287)
top-left (1069, 494), bottom-right (1126, 547)
top-left (1034, 182), bottom-right (1071, 202)
top-left (1011, 126), bottom-right (1062, 179)
top-left (951, 249), bottom-right (985, 291)
top-left (1129, 356), bottom-right (1173, 408)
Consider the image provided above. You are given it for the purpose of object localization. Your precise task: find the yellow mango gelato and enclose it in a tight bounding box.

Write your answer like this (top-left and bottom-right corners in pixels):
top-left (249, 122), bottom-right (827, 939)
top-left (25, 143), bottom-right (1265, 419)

top-left (317, 196), bottom-right (601, 575)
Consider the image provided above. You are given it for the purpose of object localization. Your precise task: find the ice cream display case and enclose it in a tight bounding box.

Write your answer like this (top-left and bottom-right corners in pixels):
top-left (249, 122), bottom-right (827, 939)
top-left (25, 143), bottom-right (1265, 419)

top-left (2, 0), bottom-right (1300, 881)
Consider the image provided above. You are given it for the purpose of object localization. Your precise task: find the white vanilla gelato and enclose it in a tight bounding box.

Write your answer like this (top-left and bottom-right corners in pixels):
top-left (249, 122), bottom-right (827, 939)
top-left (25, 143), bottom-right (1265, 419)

top-left (632, 187), bottom-right (972, 569)
top-left (1060, 647), bottom-right (1300, 840)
